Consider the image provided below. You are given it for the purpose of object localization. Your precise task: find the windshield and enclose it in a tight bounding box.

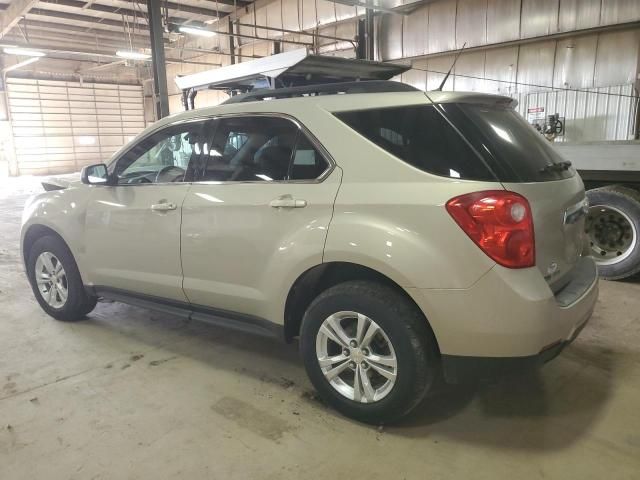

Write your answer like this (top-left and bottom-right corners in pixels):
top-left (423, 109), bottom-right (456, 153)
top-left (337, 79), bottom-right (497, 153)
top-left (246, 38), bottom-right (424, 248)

top-left (457, 104), bottom-right (575, 182)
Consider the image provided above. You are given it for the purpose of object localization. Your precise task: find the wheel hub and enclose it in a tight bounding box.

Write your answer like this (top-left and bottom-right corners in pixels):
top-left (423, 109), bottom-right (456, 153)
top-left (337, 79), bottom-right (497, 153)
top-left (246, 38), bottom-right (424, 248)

top-left (315, 311), bottom-right (397, 404)
top-left (586, 205), bottom-right (637, 266)
top-left (34, 252), bottom-right (68, 309)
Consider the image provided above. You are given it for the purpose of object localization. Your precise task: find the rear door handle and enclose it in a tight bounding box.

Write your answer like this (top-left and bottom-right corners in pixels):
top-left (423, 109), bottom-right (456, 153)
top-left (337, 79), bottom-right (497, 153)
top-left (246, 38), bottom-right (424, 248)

top-left (269, 196), bottom-right (307, 209)
top-left (151, 202), bottom-right (177, 212)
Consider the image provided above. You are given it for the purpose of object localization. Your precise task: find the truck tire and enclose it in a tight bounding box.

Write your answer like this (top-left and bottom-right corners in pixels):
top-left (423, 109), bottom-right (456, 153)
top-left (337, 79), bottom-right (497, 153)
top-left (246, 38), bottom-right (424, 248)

top-left (586, 186), bottom-right (640, 280)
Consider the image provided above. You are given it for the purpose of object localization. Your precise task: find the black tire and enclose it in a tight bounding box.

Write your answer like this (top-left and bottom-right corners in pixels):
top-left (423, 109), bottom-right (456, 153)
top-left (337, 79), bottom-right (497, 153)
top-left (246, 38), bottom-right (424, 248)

top-left (26, 235), bottom-right (97, 321)
top-left (586, 186), bottom-right (640, 280)
top-left (300, 280), bottom-right (439, 424)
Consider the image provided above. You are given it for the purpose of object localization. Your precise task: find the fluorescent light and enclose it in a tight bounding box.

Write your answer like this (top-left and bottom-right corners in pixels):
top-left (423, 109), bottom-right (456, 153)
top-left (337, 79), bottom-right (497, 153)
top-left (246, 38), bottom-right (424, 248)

top-left (116, 50), bottom-right (151, 60)
top-left (4, 47), bottom-right (46, 57)
top-left (179, 26), bottom-right (216, 37)
top-left (3, 57), bottom-right (40, 73)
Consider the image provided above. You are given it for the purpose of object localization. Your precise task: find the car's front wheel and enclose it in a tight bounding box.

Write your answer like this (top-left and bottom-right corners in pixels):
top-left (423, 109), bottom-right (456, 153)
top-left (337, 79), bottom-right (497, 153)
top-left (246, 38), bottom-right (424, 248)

top-left (300, 280), bottom-right (438, 424)
top-left (27, 235), bottom-right (97, 321)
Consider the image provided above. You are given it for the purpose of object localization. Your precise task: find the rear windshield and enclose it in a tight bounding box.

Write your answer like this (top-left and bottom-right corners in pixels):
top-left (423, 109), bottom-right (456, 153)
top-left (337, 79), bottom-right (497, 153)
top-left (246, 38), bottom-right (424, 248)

top-left (457, 104), bottom-right (575, 182)
top-left (334, 105), bottom-right (496, 181)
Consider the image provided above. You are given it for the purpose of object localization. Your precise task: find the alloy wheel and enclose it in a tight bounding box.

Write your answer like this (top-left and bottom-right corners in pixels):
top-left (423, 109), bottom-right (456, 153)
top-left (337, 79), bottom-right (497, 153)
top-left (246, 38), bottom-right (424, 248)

top-left (34, 251), bottom-right (68, 309)
top-left (315, 311), bottom-right (397, 403)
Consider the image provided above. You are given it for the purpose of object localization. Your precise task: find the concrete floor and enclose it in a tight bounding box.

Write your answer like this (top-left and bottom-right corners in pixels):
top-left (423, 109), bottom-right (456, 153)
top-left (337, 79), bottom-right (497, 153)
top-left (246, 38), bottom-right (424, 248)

top-left (1, 176), bottom-right (640, 480)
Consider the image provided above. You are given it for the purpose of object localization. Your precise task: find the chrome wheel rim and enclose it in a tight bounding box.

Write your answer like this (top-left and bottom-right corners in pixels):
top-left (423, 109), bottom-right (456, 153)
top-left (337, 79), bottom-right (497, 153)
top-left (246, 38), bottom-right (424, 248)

top-left (586, 205), bottom-right (637, 266)
top-left (35, 252), bottom-right (68, 308)
top-left (315, 311), bottom-right (397, 403)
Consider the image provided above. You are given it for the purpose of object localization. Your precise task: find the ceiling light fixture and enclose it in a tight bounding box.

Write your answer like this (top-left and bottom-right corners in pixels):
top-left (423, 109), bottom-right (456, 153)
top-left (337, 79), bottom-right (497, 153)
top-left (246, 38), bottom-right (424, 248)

top-left (179, 26), bottom-right (217, 37)
top-left (115, 50), bottom-right (151, 60)
top-left (3, 47), bottom-right (46, 57)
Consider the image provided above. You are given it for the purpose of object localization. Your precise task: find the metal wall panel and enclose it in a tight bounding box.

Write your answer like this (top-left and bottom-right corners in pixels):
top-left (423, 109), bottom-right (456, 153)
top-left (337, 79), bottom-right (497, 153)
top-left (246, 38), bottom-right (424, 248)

top-left (7, 78), bottom-right (144, 175)
top-left (486, 0), bottom-right (521, 44)
top-left (456, 0), bottom-right (487, 48)
top-left (594, 30), bottom-right (640, 87)
top-left (335, 3), bottom-right (356, 21)
top-left (266, 0), bottom-right (284, 38)
top-left (484, 46), bottom-right (519, 94)
top-left (601, 0), bottom-right (640, 25)
top-left (520, 0), bottom-right (559, 38)
top-left (426, 55), bottom-right (456, 91)
top-left (454, 51), bottom-right (487, 92)
top-left (553, 35), bottom-right (598, 89)
top-left (254, 6), bottom-right (269, 40)
top-left (402, 4), bottom-right (429, 58)
top-left (281, 0), bottom-right (301, 31)
top-left (427, 0), bottom-right (456, 54)
top-left (379, 13), bottom-right (404, 60)
top-left (558, 0), bottom-right (600, 31)
top-left (316, 0), bottom-right (337, 26)
top-left (404, 59), bottom-right (428, 90)
top-left (516, 41), bottom-right (557, 93)
top-left (301, 0), bottom-right (318, 30)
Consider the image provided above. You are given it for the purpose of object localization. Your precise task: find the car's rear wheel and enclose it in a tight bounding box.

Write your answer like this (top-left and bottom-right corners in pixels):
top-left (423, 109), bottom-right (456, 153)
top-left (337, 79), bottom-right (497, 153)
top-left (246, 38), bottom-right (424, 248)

top-left (27, 235), bottom-right (97, 321)
top-left (300, 280), bottom-right (438, 424)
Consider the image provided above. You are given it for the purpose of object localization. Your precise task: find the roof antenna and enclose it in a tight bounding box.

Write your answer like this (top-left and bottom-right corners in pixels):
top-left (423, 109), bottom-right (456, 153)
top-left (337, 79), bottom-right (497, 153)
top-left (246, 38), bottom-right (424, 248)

top-left (436, 42), bottom-right (466, 91)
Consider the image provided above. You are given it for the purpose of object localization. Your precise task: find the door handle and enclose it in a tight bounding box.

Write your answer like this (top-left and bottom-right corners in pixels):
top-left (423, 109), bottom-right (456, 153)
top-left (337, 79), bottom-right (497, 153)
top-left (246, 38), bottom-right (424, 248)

top-left (151, 202), bottom-right (177, 212)
top-left (269, 196), bottom-right (307, 208)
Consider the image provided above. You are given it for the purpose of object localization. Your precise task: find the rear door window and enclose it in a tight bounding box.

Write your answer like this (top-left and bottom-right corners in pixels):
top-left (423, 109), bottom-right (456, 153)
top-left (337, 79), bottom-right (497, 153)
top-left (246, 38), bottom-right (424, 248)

top-left (334, 105), bottom-right (496, 181)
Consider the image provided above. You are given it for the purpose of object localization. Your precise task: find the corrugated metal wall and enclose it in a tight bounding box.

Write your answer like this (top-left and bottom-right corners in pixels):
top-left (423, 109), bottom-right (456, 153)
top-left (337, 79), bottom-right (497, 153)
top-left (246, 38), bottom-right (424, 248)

top-left (7, 78), bottom-right (145, 175)
top-left (162, 0), bottom-right (640, 142)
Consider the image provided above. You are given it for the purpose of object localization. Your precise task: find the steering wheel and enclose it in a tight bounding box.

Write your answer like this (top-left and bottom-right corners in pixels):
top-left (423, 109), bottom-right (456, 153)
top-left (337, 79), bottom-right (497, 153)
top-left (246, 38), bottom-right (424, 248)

top-left (155, 165), bottom-right (186, 183)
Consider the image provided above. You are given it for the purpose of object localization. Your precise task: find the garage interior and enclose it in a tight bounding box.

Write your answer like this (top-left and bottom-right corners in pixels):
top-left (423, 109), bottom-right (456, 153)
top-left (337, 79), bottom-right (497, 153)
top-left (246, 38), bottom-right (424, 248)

top-left (1, 0), bottom-right (640, 478)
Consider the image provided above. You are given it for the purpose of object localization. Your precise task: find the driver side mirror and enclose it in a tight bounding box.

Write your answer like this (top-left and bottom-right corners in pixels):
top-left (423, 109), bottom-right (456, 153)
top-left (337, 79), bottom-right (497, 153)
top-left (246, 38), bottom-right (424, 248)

top-left (81, 163), bottom-right (109, 185)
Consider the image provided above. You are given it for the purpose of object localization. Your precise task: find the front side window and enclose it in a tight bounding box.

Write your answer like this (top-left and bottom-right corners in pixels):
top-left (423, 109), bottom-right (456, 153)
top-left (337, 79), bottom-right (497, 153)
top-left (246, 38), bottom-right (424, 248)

top-left (334, 105), bottom-right (496, 181)
top-left (113, 120), bottom-right (213, 184)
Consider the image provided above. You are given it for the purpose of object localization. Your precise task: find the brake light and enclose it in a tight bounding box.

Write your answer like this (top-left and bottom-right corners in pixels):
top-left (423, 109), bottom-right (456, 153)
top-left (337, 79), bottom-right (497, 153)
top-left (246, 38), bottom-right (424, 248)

top-left (446, 190), bottom-right (535, 268)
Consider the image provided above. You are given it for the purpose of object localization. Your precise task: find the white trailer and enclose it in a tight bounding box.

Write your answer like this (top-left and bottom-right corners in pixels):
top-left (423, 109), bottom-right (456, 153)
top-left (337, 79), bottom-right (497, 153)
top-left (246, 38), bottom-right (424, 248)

top-left (556, 141), bottom-right (640, 279)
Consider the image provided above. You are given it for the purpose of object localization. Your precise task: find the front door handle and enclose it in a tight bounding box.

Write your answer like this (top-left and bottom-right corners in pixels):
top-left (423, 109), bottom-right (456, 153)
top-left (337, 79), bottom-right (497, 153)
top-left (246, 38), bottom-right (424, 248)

top-left (151, 202), bottom-right (177, 212)
top-left (269, 196), bottom-right (307, 209)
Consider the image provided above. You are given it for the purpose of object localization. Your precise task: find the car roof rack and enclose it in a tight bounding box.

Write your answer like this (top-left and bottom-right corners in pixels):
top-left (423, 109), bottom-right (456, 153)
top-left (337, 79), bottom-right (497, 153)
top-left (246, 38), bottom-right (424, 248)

top-left (222, 80), bottom-right (419, 105)
top-left (175, 48), bottom-right (411, 110)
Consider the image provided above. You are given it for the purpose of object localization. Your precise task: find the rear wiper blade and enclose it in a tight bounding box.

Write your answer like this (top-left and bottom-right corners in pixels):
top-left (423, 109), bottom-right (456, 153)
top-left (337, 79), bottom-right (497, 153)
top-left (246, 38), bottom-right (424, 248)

top-left (540, 160), bottom-right (572, 173)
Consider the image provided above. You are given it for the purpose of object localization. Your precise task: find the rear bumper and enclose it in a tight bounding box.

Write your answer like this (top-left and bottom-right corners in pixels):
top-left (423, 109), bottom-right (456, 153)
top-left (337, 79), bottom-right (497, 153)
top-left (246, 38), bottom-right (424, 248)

top-left (440, 311), bottom-right (591, 383)
top-left (408, 256), bottom-right (598, 381)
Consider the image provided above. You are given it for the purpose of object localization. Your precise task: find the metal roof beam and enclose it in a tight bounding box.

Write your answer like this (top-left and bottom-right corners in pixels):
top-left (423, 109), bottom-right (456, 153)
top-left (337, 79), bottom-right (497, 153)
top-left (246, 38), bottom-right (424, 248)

top-left (28, 7), bottom-right (153, 30)
top-left (0, 0), bottom-right (39, 37)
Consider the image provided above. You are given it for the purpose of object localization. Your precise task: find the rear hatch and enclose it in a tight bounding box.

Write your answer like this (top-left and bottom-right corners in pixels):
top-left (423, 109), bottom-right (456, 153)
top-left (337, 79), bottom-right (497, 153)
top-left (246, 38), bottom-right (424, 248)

top-left (454, 103), bottom-right (587, 289)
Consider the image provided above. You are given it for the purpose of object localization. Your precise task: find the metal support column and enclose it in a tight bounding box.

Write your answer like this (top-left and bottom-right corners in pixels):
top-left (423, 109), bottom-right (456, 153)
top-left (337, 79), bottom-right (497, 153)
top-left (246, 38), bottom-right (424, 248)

top-left (147, 0), bottom-right (169, 119)
top-left (356, 18), bottom-right (366, 59)
top-left (228, 17), bottom-right (236, 65)
top-left (365, 8), bottom-right (375, 61)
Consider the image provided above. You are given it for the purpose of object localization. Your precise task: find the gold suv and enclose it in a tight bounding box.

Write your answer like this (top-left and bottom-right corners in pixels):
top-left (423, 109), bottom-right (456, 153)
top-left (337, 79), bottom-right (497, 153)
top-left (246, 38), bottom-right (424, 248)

top-left (22, 82), bottom-right (598, 423)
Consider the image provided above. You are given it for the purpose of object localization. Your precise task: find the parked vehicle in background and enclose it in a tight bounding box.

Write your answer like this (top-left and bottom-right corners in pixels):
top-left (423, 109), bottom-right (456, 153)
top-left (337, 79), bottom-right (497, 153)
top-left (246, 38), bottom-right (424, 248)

top-left (553, 142), bottom-right (640, 280)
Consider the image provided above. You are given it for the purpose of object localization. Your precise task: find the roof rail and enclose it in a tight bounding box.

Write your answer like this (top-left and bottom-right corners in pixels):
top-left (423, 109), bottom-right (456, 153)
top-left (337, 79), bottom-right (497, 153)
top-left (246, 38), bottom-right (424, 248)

top-left (222, 80), bottom-right (419, 105)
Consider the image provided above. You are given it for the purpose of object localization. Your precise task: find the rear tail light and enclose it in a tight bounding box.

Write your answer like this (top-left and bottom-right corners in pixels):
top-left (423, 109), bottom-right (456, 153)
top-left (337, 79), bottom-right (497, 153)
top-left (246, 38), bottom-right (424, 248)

top-left (446, 190), bottom-right (535, 268)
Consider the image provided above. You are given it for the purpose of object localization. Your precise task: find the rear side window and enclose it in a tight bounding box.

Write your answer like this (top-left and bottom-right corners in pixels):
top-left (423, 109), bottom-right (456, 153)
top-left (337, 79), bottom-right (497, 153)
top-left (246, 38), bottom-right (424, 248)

top-left (334, 105), bottom-right (495, 181)
top-left (290, 135), bottom-right (329, 180)
top-left (457, 105), bottom-right (575, 182)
